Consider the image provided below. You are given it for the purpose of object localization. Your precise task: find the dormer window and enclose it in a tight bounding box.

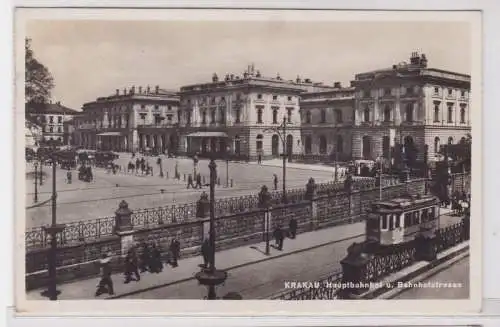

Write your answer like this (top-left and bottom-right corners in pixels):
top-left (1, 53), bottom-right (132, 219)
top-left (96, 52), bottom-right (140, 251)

top-left (272, 95), bottom-right (278, 101)
top-left (434, 87), bottom-right (439, 95)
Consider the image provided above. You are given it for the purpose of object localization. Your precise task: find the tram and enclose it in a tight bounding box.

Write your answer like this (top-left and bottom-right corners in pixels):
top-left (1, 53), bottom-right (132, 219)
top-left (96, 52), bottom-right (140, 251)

top-left (364, 194), bottom-right (440, 251)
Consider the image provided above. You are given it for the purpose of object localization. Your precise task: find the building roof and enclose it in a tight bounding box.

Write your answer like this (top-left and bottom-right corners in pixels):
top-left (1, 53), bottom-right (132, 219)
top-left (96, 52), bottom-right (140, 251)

top-left (26, 102), bottom-right (79, 115)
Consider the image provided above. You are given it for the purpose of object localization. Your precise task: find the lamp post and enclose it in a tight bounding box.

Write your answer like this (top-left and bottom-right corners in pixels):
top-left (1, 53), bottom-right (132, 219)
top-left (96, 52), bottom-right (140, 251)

top-left (195, 157), bottom-right (228, 300)
top-left (258, 185), bottom-right (272, 255)
top-left (264, 116), bottom-right (290, 203)
top-left (33, 146), bottom-right (39, 203)
top-left (41, 149), bottom-right (65, 300)
top-left (225, 145), bottom-right (230, 188)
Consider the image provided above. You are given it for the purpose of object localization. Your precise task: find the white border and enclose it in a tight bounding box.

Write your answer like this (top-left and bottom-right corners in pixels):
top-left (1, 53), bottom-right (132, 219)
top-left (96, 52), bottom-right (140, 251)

top-left (3, 0), bottom-right (499, 324)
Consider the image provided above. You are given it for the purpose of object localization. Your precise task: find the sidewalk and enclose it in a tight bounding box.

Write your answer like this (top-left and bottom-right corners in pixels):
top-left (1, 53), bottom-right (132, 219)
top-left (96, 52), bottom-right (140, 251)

top-left (27, 221), bottom-right (366, 300)
top-left (248, 159), bottom-right (339, 173)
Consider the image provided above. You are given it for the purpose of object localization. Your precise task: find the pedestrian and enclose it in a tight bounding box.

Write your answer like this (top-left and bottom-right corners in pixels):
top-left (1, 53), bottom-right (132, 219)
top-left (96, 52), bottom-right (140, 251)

top-left (124, 247), bottom-right (140, 283)
top-left (149, 243), bottom-right (163, 273)
top-left (66, 169), bottom-right (72, 184)
top-left (258, 154), bottom-right (262, 165)
top-left (95, 252), bottom-right (114, 296)
top-left (201, 238), bottom-right (211, 269)
top-left (288, 218), bottom-right (297, 239)
top-left (196, 173), bottom-right (203, 189)
top-left (187, 174), bottom-right (195, 189)
top-left (273, 225), bottom-right (285, 251)
top-left (135, 158), bottom-right (140, 174)
top-left (139, 242), bottom-right (151, 273)
top-left (169, 238), bottom-right (180, 267)
top-left (273, 174), bottom-right (278, 190)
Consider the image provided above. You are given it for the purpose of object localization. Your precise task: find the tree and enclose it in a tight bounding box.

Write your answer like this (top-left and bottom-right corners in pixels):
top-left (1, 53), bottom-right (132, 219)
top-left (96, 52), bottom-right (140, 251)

top-left (25, 38), bottom-right (54, 104)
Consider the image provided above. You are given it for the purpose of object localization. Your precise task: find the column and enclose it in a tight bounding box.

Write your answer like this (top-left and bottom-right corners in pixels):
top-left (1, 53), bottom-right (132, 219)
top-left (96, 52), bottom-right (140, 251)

top-left (132, 130), bottom-right (138, 152)
top-left (158, 135), bottom-right (163, 152)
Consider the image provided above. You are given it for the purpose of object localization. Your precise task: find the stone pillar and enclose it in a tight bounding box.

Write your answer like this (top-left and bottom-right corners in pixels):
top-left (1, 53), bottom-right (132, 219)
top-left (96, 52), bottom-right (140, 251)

top-left (339, 242), bottom-right (371, 299)
top-left (132, 129), bottom-right (138, 152)
top-left (158, 135), bottom-right (163, 152)
top-left (415, 235), bottom-right (437, 262)
top-left (114, 200), bottom-right (135, 255)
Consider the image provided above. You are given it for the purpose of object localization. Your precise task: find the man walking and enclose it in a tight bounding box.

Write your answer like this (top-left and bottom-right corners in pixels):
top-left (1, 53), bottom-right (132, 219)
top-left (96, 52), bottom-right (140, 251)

top-left (273, 225), bottom-right (285, 251)
top-left (169, 238), bottom-right (180, 267)
top-left (273, 174), bottom-right (278, 190)
top-left (196, 173), bottom-right (203, 189)
top-left (201, 238), bottom-right (211, 269)
top-left (289, 218), bottom-right (297, 239)
top-left (124, 247), bottom-right (140, 283)
top-left (187, 174), bottom-right (195, 189)
top-left (95, 252), bottom-right (114, 296)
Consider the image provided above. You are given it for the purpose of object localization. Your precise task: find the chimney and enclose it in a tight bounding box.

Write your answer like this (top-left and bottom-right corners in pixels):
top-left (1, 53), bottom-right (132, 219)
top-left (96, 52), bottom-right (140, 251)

top-left (138, 86), bottom-right (142, 94)
top-left (131, 86), bottom-right (135, 94)
top-left (230, 74), bottom-right (234, 80)
top-left (155, 85), bottom-right (159, 94)
top-left (334, 82), bottom-right (341, 88)
top-left (420, 53), bottom-right (428, 68)
top-left (212, 73), bottom-right (219, 82)
top-left (116, 89), bottom-right (119, 96)
top-left (123, 88), bottom-right (127, 95)
top-left (296, 76), bottom-right (301, 83)
top-left (410, 51), bottom-right (420, 65)
top-left (147, 85), bottom-right (151, 93)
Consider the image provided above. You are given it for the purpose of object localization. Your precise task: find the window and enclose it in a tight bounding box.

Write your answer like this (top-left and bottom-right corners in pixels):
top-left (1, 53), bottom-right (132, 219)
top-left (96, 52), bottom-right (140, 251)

top-left (336, 135), bottom-right (344, 153)
top-left (49, 116), bottom-right (54, 123)
top-left (382, 215), bottom-right (388, 230)
top-left (257, 94), bottom-right (263, 100)
top-left (210, 109), bottom-right (216, 123)
top-left (319, 135), bottom-right (327, 154)
top-left (305, 136), bottom-right (312, 154)
top-left (461, 90), bottom-right (465, 97)
top-left (235, 108), bottom-right (241, 123)
top-left (287, 108), bottom-right (292, 123)
top-left (57, 116), bottom-right (62, 123)
top-left (272, 95), bottom-right (278, 101)
top-left (201, 111), bottom-right (207, 124)
top-left (384, 88), bottom-right (391, 96)
top-left (413, 212), bottom-right (420, 225)
top-left (363, 108), bottom-right (370, 122)
top-left (168, 106), bottom-right (172, 111)
top-left (434, 103), bottom-right (440, 122)
top-left (448, 136), bottom-right (453, 145)
top-left (256, 134), bottom-right (263, 152)
top-left (383, 106), bottom-right (391, 122)
top-left (421, 209), bottom-right (428, 223)
top-left (177, 111), bottom-right (181, 123)
top-left (236, 93), bottom-right (241, 100)
top-left (257, 108), bottom-right (263, 124)
top-left (186, 111), bottom-right (191, 125)
top-left (335, 109), bottom-right (343, 123)
top-left (405, 103), bottom-right (413, 122)
top-left (406, 87), bottom-right (413, 95)
top-left (219, 108), bottom-right (225, 124)
top-left (141, 104), bottom-right (146, 109)
top-left (49, 126), bottom-right (53, 133)
top-left (460, 106), bottom-right (466, 123)
top-left (434, 137), bottom-right (440, 154)
top-left (395, 215), bottom-right (401, 228)
top-left (272, 108), bottom-right (278, 124)
top-left (434, 87), bottom-right (439, 95)
top-left (167, 115), bottom-right (172, 122)
top-left (448, 88), bottom-right (453, 96)
top-left (154, 105), bottom-right (159, 110)
top-left (306, 111), bottom-right (311, 124)
top-left (320, 109), bottom-right (326, 123)
top-left (447, 104), bottom-right (454, 123)
top-left (287, 96), bottom-right (292, 101)
top-left (58, 127), bottom-right (62, 133)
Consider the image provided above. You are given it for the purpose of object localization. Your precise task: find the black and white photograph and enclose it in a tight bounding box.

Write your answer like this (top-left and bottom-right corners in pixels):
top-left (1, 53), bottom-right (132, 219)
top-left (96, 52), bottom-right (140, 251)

top-left (14, 8), bottom-right (482, 315)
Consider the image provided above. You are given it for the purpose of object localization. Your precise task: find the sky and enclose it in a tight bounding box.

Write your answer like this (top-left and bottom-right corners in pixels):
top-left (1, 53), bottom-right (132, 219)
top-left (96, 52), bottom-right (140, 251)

top-left (26, 20), bottom-right (471, 110)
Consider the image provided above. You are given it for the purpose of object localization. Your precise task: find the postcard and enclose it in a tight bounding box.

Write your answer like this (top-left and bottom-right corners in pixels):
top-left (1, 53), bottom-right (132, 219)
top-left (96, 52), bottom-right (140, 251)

top-left (14, 8), bottom-right (482, 315)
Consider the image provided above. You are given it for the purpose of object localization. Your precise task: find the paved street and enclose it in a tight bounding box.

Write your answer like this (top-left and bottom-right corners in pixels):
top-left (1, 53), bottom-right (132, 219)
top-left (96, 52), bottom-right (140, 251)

top-left (393, 255), bottom-right (469, 299)
top-left (25, 155), bottom-right (334, 228)
top-left (27, 211), bottom-right (463, 300)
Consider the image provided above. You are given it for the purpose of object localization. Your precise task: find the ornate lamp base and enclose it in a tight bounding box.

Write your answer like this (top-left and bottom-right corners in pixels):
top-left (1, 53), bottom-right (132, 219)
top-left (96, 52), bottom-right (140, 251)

top-left (195, 269), bottom-right (228, 300)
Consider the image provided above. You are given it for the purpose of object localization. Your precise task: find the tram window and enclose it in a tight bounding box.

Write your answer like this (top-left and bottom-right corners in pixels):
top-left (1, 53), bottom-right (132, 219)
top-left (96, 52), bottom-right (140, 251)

top-left (404, 213), bottom-right (411, 226)
top-left (421, 209), bottom-right (428, 223)
top-left (381, 215), bottom-right (388, 230)
top-left (395, 215), bottom-right (401, 228)
top-left (430, 207), bottom-right (436, 220)
top-left (389, 215), bottom-right (394, 230)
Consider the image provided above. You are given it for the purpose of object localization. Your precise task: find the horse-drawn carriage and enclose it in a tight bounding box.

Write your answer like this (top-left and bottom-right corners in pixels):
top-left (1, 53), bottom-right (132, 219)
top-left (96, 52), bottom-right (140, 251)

top-left (78, 165), bottom-right (93, 182)
top-left (95, 151), bottom-right (119, 168)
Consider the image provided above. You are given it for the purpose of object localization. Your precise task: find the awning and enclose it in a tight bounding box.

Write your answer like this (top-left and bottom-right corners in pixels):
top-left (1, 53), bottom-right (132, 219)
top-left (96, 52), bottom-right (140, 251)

top-left (186, 132), bottom-right (228, 138)
top-left (97, 132), bottom-right (122, 136)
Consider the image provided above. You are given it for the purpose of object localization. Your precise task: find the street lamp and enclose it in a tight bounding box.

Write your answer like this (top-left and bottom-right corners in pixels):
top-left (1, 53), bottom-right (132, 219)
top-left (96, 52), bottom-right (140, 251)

top-left (195, 157), bottom-right (228, 299)
top-left (32, 145), bottom-right (39, 203)
top-left (41, 149), bottom-right (66, 300)
top-left (264, 116), bottom-right (290, 203)
top-left (258, 185), bottom-right (272, 255)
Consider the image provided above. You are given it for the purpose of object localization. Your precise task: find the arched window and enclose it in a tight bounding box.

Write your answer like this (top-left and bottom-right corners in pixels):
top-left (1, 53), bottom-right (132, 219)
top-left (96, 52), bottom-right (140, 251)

top-left (335, 109), bottom-right (343, 123)
top-left (257, 108), bottom-right (263, 124)
top-left (363, 107), bottom-right (370, 122)
top-left (234, 135), bottom-right (241, 155)
top-left (447, 104), bottom-right (454, 123)
top-left (305, 136), bottom-right (312, 154)
top-left (434, 137), bottom-right (440, 154)
top-left (272, 135), bottom-right (279, 157)
top-left (384, 106), bottom-right (391, 122)
top-left (306, 111), bottom-right (312, 124)
top-left (433, 102), bottom-right (440, 122)
top-left (320, 109), bottom-right (326, 123)
top-left (210, 109), bottom-right (216, 123)
top-left (256, 134), bottom-right (263, 152)
top-left (448, 136), bottom-right (453, 144)
top-left (460, 106), bottom-right (466, 123)
top-left (319, 135), bottom-right (327, 154)
top-left (362, 136), bottom-right (371, 159)
top-left (336, 135), bottom-right (344, 153)
top-left (201, 111), bottom-right (207, 124)
top-left (219, 108), bottom-right (225, 124)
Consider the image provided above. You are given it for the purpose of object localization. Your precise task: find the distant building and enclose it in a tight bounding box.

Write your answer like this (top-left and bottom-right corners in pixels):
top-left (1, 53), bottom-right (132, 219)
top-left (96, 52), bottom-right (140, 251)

top-left (25, 118), bottom-right (43, 148)
top-left (177, 64), bottom-right (337, 160)
top-left (26, 101), bottom-right (78, 145)
top-left (299, 82), bottom-right (355, 161)
top-left (73, 85), bottom-right (180, 152)
top-left (351, 52), bottom-right (471, 163)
